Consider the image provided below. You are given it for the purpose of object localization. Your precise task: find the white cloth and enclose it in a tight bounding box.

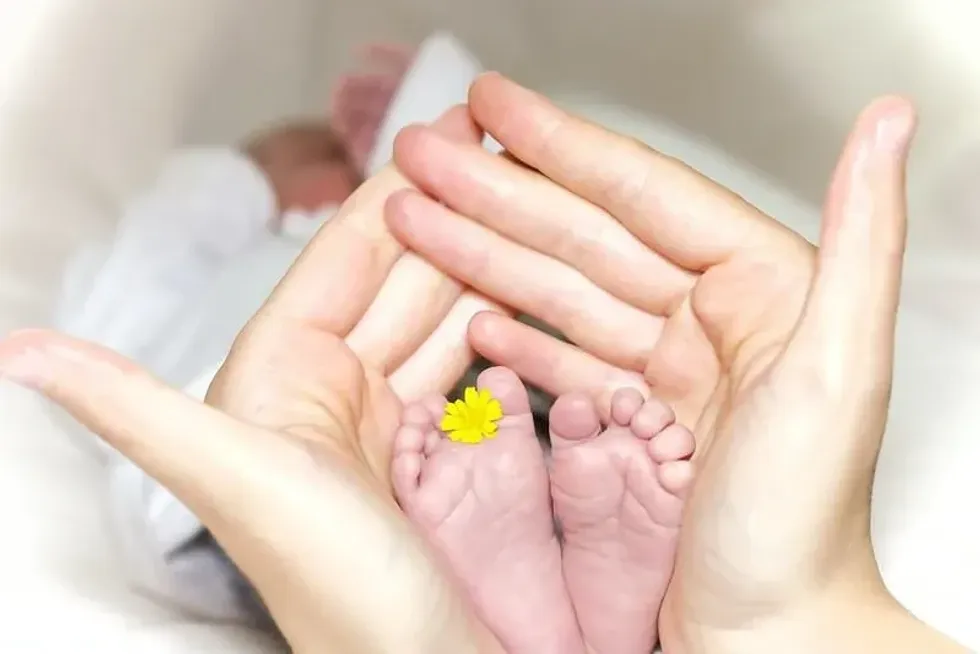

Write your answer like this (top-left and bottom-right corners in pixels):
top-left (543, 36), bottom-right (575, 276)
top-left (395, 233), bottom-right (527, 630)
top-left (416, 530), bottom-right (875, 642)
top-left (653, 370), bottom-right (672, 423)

top-left (55, 31), bottom-right (487, 626)
top-left (57, 147), bottom-right (287, 622)
top-left (58, 147), bottom-right (277, 398)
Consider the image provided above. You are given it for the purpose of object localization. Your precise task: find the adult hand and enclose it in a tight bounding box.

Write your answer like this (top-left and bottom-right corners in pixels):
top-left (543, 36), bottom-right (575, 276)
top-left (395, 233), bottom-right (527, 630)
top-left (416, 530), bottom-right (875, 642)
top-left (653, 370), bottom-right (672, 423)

top-left (212, 105), bottom-right (504, 491)
top-left (0, 106), bottom-right (503, 653)
top-left (386, 74), bottom-right (966, 651)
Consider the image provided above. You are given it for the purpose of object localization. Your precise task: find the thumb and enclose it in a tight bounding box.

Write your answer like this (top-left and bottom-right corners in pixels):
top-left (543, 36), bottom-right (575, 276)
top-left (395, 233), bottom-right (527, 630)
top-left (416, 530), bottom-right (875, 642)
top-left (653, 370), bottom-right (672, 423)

top-left (783, 97), bottom-right (917, 406)
top-left (0, 329), bottom-right (309, 531)
top-left (0, 330), bottom-right (471, 650)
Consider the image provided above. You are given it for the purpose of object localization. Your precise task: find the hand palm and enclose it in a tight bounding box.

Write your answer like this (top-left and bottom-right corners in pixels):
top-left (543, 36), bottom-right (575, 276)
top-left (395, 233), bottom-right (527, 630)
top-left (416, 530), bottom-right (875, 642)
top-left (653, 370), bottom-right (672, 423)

top-left (390, 74), bottom-right (910, 645)
top-left (208, 107), bottom-right (494, 490)
top-left (646, 246), bottom-right (810, 426)
top-left (0, 107), bottom-right (500, 651)
top-left (658, 247), bottom-right (830, 623)
top-left (208, 321), bottom-right (400, 485)
top-left (390, 110), bottom-right (826, 612)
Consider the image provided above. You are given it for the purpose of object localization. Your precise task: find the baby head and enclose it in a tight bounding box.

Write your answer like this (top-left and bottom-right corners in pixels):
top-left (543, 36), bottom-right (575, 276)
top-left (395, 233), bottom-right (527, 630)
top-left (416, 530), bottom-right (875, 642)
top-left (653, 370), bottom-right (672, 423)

top-left (244, 121), bottom-right (361, 213)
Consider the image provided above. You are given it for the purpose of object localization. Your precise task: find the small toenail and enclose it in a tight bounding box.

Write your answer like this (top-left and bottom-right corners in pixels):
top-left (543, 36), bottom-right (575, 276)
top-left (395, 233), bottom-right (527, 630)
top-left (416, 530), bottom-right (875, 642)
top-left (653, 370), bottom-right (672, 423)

top-left (611, 388), bottom-right (644, 424)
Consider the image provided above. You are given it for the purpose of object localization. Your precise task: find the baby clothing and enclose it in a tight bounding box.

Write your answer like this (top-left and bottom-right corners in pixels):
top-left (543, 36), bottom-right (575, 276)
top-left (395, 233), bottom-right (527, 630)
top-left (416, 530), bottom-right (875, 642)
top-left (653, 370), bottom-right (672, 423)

top-left (55, 144), bottom-right (563, 628)
top-left (57, 147), bottom-right (318, 624)
top-left (58, 148), bottom-right (276, 394)
top-left (50, 30), bottom-right (514, 628)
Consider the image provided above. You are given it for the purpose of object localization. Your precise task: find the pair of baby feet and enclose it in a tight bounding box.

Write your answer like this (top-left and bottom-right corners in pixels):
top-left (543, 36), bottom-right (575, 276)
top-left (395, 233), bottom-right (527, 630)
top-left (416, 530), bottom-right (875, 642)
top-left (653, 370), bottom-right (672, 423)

top-left (392, 367), bottom-right (695, 654)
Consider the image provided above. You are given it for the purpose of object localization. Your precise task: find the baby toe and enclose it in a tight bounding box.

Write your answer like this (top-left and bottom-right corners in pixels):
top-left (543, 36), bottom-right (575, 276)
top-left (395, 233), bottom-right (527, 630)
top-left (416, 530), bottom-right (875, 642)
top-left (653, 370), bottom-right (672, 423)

top-left (549, 392), bottom-right (602, 447)
top-left (648, 424), bottom-right (695, 463)
top-left (630, 398), bottom-right (675, 440)
top-left (609, 387), bottom-right (645, 426)
top-left (476, 366), bottom-right (531, 415)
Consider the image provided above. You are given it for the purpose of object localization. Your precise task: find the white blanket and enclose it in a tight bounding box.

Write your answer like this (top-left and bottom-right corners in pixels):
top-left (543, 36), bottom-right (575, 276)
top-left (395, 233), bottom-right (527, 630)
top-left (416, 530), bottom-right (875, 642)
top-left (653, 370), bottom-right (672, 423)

top-left (48, 30), bottom-right (487, 634)
top-left (0, 24), bottom-right (483, 651)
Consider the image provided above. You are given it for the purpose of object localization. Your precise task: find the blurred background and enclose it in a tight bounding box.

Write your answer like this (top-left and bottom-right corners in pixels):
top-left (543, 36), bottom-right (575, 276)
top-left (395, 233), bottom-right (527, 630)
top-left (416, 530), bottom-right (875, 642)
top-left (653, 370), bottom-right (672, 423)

top-left (0, 0), bottom-right (979, 651)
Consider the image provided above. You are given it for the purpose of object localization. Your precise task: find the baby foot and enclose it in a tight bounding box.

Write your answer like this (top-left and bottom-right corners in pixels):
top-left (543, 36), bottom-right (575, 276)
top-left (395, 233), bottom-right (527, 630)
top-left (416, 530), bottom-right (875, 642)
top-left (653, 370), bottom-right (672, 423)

top-left (550, 389), bottom-right (695, 654)
top-left (392, 367), bottom-right (583, 654)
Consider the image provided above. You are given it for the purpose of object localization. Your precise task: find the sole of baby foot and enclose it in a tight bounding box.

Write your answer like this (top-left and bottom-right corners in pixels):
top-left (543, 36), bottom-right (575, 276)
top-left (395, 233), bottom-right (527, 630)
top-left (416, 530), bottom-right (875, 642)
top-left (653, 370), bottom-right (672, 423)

top-left (391, 367), bottom-right (584, 654)
top-left (549, 389), bottom-right (695, 654)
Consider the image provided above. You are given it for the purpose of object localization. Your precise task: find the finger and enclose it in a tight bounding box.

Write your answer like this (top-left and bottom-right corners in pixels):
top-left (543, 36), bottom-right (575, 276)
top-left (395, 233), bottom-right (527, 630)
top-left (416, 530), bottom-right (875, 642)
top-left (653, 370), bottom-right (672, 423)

top-left (387, 190), bottom-right (662, 371)
top-left (785, 97), bottom-right (916, 396)
top-left (345, 251), bottom-right (462, 373)
top-left (393, 125), bottom-right (695, 315)
top-left (0, 330), bottom-right (290, 524)
top-left (466, 312), bottom-right (649, 421)
top-left (256, 105), bottom-right (481, 336)
top-left (0, 330), bottom-right (440, 637)
top-left (467, 73), bottom-right (798, 270)
top-left (344, 112), bottom-right (485, 371)
top-left (389, 292), bottom-right (508, 401)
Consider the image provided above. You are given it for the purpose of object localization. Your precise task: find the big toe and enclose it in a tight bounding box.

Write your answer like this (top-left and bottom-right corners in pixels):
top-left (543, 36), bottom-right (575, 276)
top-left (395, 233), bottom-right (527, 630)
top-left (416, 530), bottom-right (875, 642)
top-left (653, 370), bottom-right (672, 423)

top-left (476, 366), bottom-right (531, 415)
top-left (549, 392), bottom-right (601, 446)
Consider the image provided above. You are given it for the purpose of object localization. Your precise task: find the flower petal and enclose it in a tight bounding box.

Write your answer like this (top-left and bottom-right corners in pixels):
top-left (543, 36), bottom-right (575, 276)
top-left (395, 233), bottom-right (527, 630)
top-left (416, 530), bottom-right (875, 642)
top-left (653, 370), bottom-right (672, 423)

top-left (464, 386), bottom-right (479, 407)
top-left (441, 415), bottom-right (463, 432)
top-left (451, 428), bottom-right (481, 444)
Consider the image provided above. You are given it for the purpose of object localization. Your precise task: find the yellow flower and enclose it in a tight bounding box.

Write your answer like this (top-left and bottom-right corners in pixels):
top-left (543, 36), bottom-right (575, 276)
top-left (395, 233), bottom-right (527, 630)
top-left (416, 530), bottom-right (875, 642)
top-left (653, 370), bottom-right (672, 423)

top-left (440, 386), bottom-right (503, 444)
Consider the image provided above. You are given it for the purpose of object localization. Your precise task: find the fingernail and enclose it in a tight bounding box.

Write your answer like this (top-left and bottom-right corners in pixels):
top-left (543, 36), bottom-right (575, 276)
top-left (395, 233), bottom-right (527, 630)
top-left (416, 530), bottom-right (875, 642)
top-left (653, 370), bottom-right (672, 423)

top-left (0, 345), bottom-right (54, 389)
top-left (385, 189), bottom-right (434, 232)
top-left (874, 102), bottom-right (916, 155)
top-left (0, 330), bottom-right (95, 389)
top-left (391, 188), bottom-right (426, 214)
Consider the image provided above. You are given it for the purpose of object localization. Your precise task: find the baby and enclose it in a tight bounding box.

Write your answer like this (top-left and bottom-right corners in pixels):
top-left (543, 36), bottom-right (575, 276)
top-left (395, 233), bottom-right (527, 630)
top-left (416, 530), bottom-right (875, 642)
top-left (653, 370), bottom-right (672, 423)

top-left (393, 367), bottom-right (695, 654)
top-left (57, 45), bottom-right (415, 623)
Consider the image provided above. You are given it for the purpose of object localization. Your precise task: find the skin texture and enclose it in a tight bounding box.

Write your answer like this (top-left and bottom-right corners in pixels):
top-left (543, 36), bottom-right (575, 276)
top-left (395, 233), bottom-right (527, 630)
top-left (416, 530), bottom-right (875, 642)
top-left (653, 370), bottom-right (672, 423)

top-left (392, 367), bottom-right (583, 654)
top-left (393, 369), bottom-right (694, 654)
top-left (0, 106), bottom-right (508, 654)
top-left (384, 74), bottom-right (966, 652)
top-left (0, 73), bottom-right (968, 653)
top-left (549, 387), bottom-right (693, 654)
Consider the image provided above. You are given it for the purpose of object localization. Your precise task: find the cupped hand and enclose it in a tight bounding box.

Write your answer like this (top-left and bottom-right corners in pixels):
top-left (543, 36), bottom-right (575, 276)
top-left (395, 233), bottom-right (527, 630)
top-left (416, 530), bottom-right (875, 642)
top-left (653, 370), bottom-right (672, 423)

top-left (386, 75), bottom-right (814, 432)
top-left (385, 75), bottom-right (960, 650)
top-left (213, 105), bottom-right (505, 491)
top-left (0, 106), bottom-right (503, 653)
